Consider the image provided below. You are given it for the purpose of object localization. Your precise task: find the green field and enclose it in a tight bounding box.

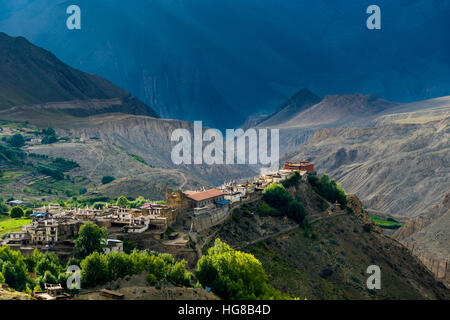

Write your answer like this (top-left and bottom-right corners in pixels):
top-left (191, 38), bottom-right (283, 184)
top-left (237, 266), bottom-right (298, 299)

top-left (0, 170), bottom-right (27, 185)
top-left (0, 216), bottom-right (31, 236)
top-left (369, 215), bottom-right (403, 229)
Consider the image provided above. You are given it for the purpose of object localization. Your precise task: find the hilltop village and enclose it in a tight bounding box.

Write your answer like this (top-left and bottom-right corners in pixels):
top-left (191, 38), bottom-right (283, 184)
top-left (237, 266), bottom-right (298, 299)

top-left (1, 161), bottom-right (316, 261)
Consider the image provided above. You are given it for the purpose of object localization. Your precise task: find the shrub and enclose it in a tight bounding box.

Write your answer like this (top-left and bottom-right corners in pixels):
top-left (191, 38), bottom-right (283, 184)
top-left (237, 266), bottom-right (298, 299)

top-left (256, 202), bottom-right (280, 217)
top-left (101, 176), bottom-right (115, 185)
top-left (196, 239), bottom-right (290, 300)
top-left (41, 270), bottom-right (58, 286)
top-left (80, 251), bottom-right (109, 287)
top-left (9, 206), bottom-right (24, 218)
top-left (167, 260), bottom-right (192, 287)
top-left (282, 171), bottom-right (301, 188)
top-left (147, 273), bottom-right (157, 286)
top-left (285, 200), bottom-right (307, 224)
top-left (7, 134), bottom-right (25, 148)
top-left (0, 198), bottom-right (9, 215)
top-left (0, 246), bottom-right (33, 291)
top-left (308, 174), bottom-right (347, 207)
top-left (116, 196), bottom-right (130, 208)
top-left (262, 183), bottom-right (292, 209)
top-left (363, 224), bottom-right (373, 232)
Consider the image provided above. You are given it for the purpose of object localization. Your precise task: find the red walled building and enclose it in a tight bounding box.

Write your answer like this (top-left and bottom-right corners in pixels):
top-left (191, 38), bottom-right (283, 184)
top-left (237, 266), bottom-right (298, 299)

top-left (283, 160), bottom-right (314, 172)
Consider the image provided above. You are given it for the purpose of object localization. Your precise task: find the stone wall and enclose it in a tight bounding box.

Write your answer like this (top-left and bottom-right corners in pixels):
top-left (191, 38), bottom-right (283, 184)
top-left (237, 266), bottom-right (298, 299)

top-left (192, 206), bottom-right (231, 232)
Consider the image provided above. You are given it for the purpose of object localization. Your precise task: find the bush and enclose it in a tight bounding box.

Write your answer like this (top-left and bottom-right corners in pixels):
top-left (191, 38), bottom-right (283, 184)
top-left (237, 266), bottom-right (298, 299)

top-left (78, 249), bottom-right (193, 288)
top-left (282, 171), bottom-right (301, 189)
top-left (285, 200), bottom-right (307, 224)
top-left (101, 176), bottom-right (115, 185)
top-left (0, 246), bottom-right (33, 291)
top-left (40, 270), bottom-right (58, 286)
top-left (0, 198), bottom-right (9, 215)
top-left (167, 260), bottom-right (192, 287)
top-left (147, 273), bottom-right (157, 286)
top-left (256, 202), bottom-right (280, 217)
top-left (41, 128), bottom-right (58, 145)
top-left (7, 134), bottom-right (25, 148)
top-left (308, 174), bottom-right (347, 207)
top-left (36, 163), bottom-right (64, 180)
top-left (9, 206), bottom-right (24, 218)
top-left (80, 252), bottom-right (109, 287)
top-left (363, 224), bottom-right (373, 232)
top-left (0, 271), bottom-right (5, 284)
top-left (262, 183), bottom-right (292, 209)
top-left (196, 239), bottom-right (290, 300)
top-left (116, 196), bottom-right (130, 208)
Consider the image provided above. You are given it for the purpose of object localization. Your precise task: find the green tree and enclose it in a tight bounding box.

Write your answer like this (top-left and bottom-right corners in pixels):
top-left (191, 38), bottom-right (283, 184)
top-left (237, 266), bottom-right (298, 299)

top-left (0, 198), bottom-right (8, 215)
top-left (80, 251), bottom-right (109, 287)
top-left (0, 271), bottom-right (5, 284)
top-left (106, 252), bottom-right (133, 281)
top-left (75, 222), bottom-right (108, 259)
top-left (7, 134), bottom-right (25, 148)
top-left (9, 206), bottom-right (24, 218)
top-left (41, 128), bottom-right (58, 145)
top-left (282, 171), bottom-right (301, 189)
top-left (196, 239), bottom-right (288, 300)
top-left (101, 176), bottom-right (115, 185)
top-left (116, 196), bottom-right (130, 208)
top-left (262, 183), bottom-right (292, 209)
top-left (285, 200), bottom-right (307, 224)
top-left (167, 260), bottom-right (192, 287)
top-left (308, 174), bottom-right (347, 207)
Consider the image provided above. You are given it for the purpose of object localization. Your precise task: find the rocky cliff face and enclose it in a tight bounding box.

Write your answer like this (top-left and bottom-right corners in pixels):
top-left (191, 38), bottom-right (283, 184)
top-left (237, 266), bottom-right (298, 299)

top-left (283, 118), bottom-right (450, 218)
top-left (54, 114), bottom-right (257, 185)
top-left (394, 193), bottom-right (450, 287)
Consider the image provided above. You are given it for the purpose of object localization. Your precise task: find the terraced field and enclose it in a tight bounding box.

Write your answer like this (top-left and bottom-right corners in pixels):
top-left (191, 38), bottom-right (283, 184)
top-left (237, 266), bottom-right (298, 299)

top-left (0, 215), bottom-right (31, 236)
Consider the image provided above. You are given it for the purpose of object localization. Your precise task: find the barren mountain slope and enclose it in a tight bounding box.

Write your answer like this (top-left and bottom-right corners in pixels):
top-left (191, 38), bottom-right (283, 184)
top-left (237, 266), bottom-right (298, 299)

top-left (0, 32), bottom-right (157, 117)
top-left (283, 117), bottom-right (450, 217)
top-left (14, 112), bottom-right (255, 186)
top-left (256, 88), bottom-right (322, 128)
top-left (26, 141), bottom-right (206, 199)
top-left (393, 193), bottom-right (450, 287)
top-left (278, 94), bottom-right (398, 129)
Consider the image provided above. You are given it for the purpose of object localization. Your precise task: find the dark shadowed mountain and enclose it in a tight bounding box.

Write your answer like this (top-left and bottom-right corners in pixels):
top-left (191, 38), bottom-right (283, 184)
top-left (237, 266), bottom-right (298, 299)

top-left (0, 32), bottom-right (158, 117)
top-left (1, 0), bottom-right (450, 128)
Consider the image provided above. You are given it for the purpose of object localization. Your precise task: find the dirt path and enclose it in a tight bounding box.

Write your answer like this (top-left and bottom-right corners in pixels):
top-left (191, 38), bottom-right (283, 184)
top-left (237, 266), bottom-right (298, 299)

top-left (308, 212), bottom-right (346, 224)
top-left (234, 224), bottom-right (300, 250)
top-left (88, 145), bottom-right (104, 180)
top-left (178, 171), bottom-right (188, 190)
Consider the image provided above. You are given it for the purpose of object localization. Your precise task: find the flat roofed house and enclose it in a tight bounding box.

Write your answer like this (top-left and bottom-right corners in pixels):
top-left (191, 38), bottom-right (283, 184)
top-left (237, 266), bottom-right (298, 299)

top-left (185, 189), bottom-right (225, 208)
top-left (283, 160), bottom-right (315, 172)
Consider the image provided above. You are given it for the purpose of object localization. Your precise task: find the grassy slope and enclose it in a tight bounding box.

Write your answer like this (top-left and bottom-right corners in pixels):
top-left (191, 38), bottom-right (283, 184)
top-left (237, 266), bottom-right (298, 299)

top-left (0, 215), bottom-right (31, 236)
top-left (369, 215), bottom-right (403, 229)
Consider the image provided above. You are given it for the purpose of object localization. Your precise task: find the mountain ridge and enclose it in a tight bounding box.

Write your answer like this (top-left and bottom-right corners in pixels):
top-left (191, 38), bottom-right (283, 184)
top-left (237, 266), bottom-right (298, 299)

top-left (0, 32), bottom-right (158, 118)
